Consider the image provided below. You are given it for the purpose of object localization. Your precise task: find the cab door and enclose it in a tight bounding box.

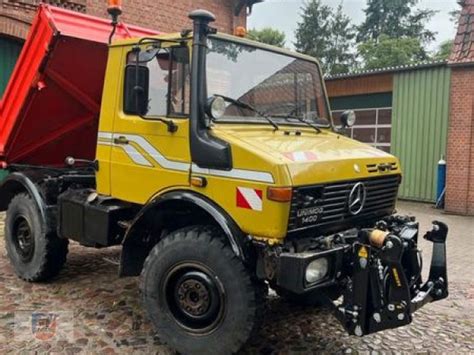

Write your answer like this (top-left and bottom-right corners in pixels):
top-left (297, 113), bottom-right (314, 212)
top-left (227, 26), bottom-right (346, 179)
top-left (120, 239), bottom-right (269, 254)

top-left (108, 45), bottom-right (191, 205)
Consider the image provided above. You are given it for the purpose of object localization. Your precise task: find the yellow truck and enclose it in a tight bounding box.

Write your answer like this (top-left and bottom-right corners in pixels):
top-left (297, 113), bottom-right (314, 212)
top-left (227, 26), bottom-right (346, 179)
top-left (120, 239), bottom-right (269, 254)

top-left (0, 4), bottom-right (448, 354)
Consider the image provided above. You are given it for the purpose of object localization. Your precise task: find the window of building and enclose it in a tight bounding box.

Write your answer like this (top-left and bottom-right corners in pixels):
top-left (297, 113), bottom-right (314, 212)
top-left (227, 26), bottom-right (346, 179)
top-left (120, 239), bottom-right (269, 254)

top-left (333, 108), bottom-right (392, 152)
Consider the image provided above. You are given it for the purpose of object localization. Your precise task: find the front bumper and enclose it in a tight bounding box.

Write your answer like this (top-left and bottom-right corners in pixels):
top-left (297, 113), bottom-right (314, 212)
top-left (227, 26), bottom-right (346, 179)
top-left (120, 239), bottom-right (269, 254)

top-left (268, 216), bottom-right (448, 336)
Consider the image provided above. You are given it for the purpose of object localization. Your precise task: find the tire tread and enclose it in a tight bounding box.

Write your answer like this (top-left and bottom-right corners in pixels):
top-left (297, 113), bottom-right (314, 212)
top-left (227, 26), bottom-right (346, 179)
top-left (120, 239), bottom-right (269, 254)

top-left (140, 224), bottom-right (266, 354)
top-left (5, 193), bottom-right (68, 282)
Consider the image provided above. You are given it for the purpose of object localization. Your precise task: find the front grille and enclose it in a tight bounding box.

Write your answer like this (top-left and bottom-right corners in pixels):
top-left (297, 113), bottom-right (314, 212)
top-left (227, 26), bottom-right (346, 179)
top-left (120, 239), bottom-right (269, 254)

top-left (288, 175), bottom-right (400, 233)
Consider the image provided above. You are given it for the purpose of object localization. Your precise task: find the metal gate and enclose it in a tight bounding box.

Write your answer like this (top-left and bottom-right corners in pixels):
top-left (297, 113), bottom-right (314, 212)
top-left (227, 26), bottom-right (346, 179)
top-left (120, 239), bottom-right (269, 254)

top-left (0, 37), bottom-right (23, 97)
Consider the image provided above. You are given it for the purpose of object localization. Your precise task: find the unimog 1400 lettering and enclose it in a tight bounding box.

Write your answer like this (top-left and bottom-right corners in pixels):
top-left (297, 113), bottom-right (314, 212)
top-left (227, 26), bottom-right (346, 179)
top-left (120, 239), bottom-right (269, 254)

top-left (0, 4), bottom-right (448, 354)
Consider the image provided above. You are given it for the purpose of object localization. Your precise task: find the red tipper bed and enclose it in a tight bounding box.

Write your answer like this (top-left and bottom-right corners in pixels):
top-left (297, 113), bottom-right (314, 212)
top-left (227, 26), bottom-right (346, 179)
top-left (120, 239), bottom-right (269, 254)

top-left (0, 4), bottom-right (158, 167)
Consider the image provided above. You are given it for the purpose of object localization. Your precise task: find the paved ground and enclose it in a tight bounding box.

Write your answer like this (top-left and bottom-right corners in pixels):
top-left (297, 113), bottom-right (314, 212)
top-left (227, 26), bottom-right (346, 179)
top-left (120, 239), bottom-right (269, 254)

top-left (0, 201), bottom-right (473, 354)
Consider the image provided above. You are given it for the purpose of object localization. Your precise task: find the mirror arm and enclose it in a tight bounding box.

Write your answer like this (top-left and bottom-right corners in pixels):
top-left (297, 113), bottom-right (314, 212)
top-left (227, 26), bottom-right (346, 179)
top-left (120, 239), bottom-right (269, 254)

top-left (138, 114), bottom-right (178, 133)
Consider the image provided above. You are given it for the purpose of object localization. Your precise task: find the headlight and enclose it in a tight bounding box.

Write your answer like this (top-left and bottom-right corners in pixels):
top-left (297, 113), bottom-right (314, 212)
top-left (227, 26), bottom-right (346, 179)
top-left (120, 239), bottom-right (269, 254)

top-left (206, 96), bottom-right (226, 119)
top-left (340, 110), bottom-right (356, 128)
top-left (305, 258), bottom-right (329, 284)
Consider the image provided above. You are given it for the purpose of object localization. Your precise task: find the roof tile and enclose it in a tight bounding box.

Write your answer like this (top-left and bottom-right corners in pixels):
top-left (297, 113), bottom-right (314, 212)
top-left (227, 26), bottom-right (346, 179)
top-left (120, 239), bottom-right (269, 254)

top-left (449, 2), bottom-right (474, 64)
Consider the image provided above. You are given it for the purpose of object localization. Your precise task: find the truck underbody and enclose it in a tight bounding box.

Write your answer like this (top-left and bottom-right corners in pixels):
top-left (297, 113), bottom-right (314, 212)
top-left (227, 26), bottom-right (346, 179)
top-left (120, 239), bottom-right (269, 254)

top-left (1, 164), bottom-right (449, 339)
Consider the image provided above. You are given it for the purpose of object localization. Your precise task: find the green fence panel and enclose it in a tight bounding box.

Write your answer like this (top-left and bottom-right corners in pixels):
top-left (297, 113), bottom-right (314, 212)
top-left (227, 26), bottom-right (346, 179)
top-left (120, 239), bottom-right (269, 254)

top-left (0, 37), bottom-right (23, 97)
top-left (391, 66), bottom-right (451, 202)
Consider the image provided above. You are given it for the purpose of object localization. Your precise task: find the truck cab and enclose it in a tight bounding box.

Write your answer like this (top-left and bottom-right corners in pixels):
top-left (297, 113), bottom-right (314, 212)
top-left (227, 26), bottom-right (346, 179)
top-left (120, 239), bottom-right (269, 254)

top-left (0, 6), bottom-right (448, 355)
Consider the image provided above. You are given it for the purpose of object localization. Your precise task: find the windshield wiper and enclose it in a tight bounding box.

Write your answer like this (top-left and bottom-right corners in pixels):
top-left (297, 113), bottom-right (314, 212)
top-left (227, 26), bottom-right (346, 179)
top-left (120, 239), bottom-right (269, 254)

top-left (272, 113), bottom-right (322, 133)
top-left (214, 94), bottom-right (280, 131)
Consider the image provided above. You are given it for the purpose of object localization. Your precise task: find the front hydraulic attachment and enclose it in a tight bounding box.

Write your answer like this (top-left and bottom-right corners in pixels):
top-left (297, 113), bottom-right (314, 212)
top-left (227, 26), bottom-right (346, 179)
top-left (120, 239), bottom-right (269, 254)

top-left (333, 219), bottom-right (448, 336)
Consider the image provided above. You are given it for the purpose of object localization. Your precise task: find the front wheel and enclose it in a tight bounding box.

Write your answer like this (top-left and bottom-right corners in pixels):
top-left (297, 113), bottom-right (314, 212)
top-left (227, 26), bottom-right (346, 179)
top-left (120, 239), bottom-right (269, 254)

top-left (140, 225), bottom-right (265, 355)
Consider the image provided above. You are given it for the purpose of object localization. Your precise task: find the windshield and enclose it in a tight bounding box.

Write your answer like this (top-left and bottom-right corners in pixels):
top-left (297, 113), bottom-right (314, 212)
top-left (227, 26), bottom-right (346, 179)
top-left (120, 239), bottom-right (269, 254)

top-left (206, 38), bottom-right (330, 126)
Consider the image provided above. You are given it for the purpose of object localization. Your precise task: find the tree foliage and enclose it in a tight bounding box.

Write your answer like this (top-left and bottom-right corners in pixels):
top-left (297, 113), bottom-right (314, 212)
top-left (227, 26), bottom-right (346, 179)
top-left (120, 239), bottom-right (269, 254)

top-left (434, 40), bottom-right (454, 61)
top-left (449, 0), bottom-right (464, 25)
top-left (247, 27), bottom-right (286, 48)
top-left (358, 35), bottom-right (426, 70)
top-left (357, 0), bottom-right (436, 44)
top-left (294, 0), bottom-right (356, 75)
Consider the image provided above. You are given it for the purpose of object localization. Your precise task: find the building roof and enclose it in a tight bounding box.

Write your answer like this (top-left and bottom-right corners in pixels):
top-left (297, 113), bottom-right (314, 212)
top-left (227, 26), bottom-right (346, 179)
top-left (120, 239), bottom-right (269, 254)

top-left (324, 60), bottom-right (447, 80)
top-left (450, 0), bottom-right (474, 64)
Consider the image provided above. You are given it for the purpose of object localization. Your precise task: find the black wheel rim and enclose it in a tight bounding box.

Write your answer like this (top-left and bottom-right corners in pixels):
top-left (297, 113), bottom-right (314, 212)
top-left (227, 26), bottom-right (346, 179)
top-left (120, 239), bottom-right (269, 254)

top-left (12, 215), bottom-right (35, 262)
top-left (162, 262), bottom-right (226, 335)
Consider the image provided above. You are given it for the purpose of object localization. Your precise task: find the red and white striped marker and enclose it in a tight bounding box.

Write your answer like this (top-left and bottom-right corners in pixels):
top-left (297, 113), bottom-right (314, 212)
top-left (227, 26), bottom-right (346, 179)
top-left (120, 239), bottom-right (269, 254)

top-left (284, 151), bottom-right (318, 162)
top-left (236, 187), bottom-right (263, 211)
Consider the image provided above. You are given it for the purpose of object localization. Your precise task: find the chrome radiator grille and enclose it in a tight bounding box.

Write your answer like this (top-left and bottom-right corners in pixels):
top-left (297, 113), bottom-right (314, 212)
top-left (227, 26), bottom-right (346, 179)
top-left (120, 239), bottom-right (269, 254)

top-left (288, 175), bottom-right (400, 232)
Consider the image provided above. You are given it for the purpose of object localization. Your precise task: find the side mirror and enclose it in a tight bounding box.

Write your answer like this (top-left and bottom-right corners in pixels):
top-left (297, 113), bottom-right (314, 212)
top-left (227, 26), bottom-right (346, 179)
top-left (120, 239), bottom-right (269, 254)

top-left (124, 65), bottom-right (149, 115)
top-left (340, 110), bottom-right (356, 128)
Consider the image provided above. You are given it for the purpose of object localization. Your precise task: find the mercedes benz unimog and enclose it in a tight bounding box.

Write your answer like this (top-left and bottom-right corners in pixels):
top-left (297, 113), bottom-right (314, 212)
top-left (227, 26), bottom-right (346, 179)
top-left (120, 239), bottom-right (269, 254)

top-left (0, 4), bottom-right (448, 354)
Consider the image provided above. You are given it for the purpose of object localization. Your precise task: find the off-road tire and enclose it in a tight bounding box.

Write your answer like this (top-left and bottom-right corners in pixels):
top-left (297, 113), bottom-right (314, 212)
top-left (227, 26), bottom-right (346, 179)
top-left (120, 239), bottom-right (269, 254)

top-left (5, 193), bottom-right (68, 282)
top-left (140, 225), bottom-right (265, 355)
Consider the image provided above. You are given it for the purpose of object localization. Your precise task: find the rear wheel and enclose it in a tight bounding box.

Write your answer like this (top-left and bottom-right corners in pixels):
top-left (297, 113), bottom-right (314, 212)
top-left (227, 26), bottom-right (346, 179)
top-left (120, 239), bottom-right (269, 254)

top-left (5, 193), bottom-right (68, 282)
top-left (141, 225), bottom-right (265, 355)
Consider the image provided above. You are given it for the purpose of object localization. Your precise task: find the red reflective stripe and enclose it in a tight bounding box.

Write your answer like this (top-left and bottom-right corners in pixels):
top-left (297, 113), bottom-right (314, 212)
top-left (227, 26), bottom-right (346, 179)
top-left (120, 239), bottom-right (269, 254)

top-left (236, 188), bottom-right (252, 209)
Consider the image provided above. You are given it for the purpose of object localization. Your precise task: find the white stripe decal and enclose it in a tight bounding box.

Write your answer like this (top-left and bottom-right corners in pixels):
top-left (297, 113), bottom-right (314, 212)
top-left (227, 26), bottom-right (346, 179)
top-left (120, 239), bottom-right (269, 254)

top-left (98, 140), bottom-right (152, 167)
top-left (122, 144), bottom-right (153, 166)
top-left (98, 141), bottom-right (112, 146)
top-left (98, 132), bottom-right (113, 140)
top-left (98, 132), bottom-right (274, 183)
top-left (192, 164), bottom-right (274, 184)
top-left (292, 151), bottom-right (307, 162)
top-left (117, 134), bottom-right (189, 172)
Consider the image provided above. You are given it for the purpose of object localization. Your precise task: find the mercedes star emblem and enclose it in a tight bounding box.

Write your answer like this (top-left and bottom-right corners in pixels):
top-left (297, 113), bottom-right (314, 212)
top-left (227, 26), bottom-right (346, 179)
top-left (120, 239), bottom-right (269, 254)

top-left (348, 182), bottom-right (367, 215)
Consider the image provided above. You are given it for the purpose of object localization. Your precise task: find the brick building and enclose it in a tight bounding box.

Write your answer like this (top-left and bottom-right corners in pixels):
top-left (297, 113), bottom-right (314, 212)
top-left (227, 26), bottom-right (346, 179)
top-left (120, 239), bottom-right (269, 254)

top-left (446, 0), bottom-right (474, 215)
top-left (324, 0), bottom-right (474, 216)
top-left (0, 0), bottom-right (259, 94)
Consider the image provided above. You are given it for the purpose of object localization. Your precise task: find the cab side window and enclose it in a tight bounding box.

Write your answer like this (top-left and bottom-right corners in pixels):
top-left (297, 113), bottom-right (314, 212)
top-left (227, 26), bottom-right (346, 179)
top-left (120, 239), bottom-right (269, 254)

top-left (169, 47), bottom-right (190, 116)
top-left (125, 46), bottom-right (190, 118)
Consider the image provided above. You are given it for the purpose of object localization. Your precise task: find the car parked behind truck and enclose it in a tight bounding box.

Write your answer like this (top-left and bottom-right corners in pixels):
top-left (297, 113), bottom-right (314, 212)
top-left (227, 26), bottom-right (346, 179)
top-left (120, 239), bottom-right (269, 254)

top-left (0, 4), bottom-right (448, 354)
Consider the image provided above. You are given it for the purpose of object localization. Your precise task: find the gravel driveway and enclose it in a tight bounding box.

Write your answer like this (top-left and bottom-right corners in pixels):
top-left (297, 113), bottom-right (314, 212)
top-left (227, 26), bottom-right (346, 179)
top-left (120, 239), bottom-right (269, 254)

top-left (0, 201), bottom-right (473, 354)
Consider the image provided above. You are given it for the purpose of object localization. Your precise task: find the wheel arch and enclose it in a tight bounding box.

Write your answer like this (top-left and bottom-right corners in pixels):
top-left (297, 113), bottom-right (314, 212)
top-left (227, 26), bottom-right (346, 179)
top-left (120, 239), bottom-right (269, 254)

top-left (120, 190), bottom-right (253, 277)
top-left (0, 172), bottom-right (49, 230)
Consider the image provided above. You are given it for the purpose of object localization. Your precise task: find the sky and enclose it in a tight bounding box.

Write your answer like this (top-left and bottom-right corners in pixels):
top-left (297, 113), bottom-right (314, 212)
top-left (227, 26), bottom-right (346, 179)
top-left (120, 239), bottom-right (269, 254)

top-left (248, 0), bottom-right (460, 52)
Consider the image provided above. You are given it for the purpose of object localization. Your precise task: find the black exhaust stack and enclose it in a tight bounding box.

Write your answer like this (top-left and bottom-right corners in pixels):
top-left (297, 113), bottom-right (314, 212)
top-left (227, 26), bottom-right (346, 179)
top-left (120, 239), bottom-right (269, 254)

top-left (188, 10), bottom-right (232, 170)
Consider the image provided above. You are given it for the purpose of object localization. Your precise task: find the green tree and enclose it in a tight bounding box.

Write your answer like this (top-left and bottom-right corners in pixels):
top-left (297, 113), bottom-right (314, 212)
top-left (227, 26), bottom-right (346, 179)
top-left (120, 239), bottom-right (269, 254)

top-left (357, 0), bottom-right (436, 44)
top-left (434, 40), bottom-right (454, 61)
top-left (247, 27), bottom-right (286, 48)
top-left (294, 0), bottom-right (356, 75)
top-left (449, 0), bottom-right (463, 25)
top-left (326, 4), bottom-right (357, 74)
top-left (358, 35), bottom-right (426, 70)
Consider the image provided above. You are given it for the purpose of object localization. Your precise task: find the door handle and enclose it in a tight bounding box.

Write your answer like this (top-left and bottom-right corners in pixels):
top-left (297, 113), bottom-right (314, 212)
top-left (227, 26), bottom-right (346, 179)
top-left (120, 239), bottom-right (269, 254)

top-left (114, 136), bottom-right (129, 145)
